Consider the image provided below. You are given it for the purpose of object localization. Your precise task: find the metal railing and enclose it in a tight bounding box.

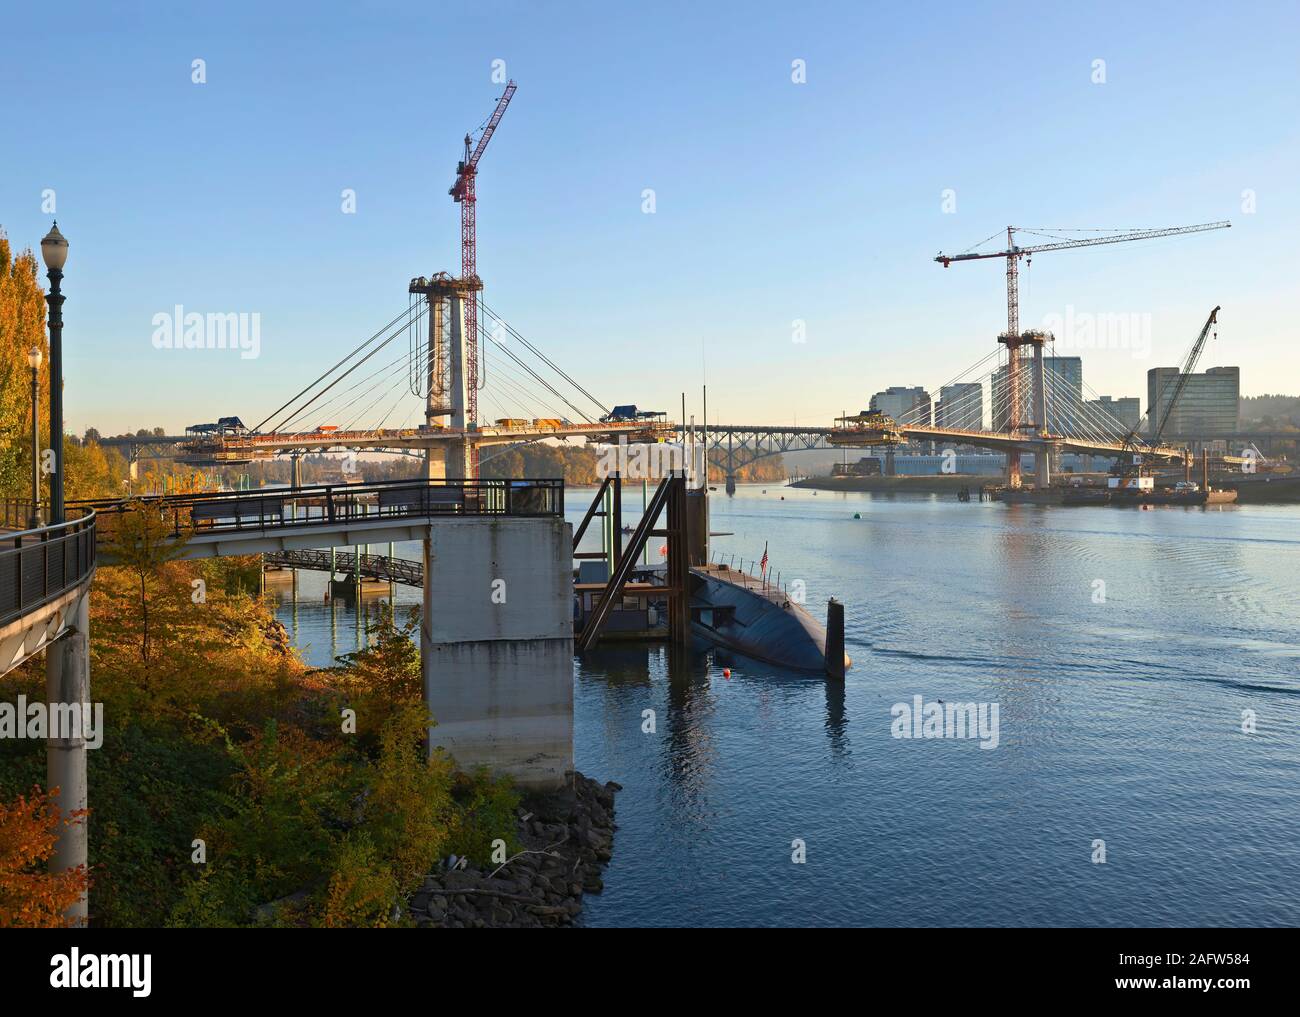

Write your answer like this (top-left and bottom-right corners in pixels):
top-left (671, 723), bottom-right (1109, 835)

top-left (709, 549), bottom-right (786, 595)
top-left (1, 498), bottom-right (47, 532)
top-left (264, 548), bottom-right (425, 587)
top-left (0, 509), bottom-right (97, 628)
top-left (71, 477), bottom-right (565, 541)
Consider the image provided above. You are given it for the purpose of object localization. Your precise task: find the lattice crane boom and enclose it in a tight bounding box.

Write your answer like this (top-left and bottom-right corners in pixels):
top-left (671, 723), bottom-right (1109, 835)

top-left (1112, 304), bottom-right (1222, 480)
top-left (935, 221), bottom-right (1231, 338)
top-left (1152, 305), bottom-right (1221, 445)
top-left (935, 221), bottom-right (1231, 266)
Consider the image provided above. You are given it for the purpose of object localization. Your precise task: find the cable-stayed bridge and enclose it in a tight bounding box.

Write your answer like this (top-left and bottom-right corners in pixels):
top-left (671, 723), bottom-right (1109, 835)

top-left (174, 282), bottom-right (674, 474)
top-left (162, 282), bottom-right (1197, 493)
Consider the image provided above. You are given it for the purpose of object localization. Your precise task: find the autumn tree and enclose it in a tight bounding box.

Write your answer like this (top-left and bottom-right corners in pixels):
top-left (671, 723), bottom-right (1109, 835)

top-left (333, 604), bottom-right (423, 743)
top-left (0, 788), bottom-right (90, 928)
top-left (102, 499), bottom-right (191, 661)
top-left (0, 229), bottom-right (49, 499)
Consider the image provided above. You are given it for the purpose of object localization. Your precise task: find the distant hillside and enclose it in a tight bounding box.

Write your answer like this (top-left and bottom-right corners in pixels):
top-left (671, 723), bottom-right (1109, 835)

top-left (1241, 394), bottom-right (1300, 429)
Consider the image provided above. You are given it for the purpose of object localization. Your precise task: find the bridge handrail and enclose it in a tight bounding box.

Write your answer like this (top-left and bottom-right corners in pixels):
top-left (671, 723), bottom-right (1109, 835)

top-left (0, 508), bottom-right (97, 629)
top-left (264, 548), bottom-right (426, 587)
top-left (71, 478), bottom-right (564, 540)
top-left (1, 498), bottom-right (48, 533)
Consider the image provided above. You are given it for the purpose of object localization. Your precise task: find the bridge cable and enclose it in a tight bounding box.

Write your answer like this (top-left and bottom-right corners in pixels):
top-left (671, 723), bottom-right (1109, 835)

top-left (266, 301), bottom-right (427, 434)
top-left (278, 347), bottom-right (415, 434)
top-left (253, 302), bottom-right (423, 433)
top-left (478, 300), bottom-right (611, 418)
top-left (479, 321), bottom-right (600, 424)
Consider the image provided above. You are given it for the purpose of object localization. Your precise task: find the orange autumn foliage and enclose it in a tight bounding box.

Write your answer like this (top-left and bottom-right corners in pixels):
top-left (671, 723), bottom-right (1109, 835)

top-left (0, 788), bottom-right (90, 927)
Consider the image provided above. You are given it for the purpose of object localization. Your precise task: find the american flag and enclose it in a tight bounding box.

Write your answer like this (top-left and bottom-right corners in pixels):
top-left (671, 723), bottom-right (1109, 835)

top-left (760, 542), bottom-right (769, 575)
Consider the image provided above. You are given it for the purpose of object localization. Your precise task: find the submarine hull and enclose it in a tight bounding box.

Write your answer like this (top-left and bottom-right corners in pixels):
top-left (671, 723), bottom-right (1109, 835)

top-left (690, 565), bottom-right (850, 674)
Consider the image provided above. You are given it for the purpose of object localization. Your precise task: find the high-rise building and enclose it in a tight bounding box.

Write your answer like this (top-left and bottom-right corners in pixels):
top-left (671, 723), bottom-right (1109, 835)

top-left (1146, 366), bottom-right (1239, 436)
top-left (869, 386), bottom-right (932, 425)
top-left (937, 383), bottom-right (984, 430)
top-left (991, 356), bottom-right (1083, 433)
top-left (1086, 395), bottom-right (1141, 434)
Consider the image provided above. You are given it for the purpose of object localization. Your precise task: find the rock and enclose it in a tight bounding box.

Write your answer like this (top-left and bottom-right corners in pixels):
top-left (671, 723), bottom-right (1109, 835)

top-left (416, 771), bottom-right (620, 928)
top-left (444, 870), bottom-right (481, 891)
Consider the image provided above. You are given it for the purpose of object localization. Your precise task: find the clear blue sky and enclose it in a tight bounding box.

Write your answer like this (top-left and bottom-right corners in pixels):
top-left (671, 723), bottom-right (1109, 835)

top-left (2, 0), bottom-right (1297, 435)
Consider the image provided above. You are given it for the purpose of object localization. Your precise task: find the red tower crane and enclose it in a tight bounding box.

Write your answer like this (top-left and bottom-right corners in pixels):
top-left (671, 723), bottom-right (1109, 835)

top-left (450, 80), bottom-right (516, 468)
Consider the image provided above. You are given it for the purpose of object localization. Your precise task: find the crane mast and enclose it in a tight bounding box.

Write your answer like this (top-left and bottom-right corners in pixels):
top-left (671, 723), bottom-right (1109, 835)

top-left (450, 80), bottom-right (516, 473)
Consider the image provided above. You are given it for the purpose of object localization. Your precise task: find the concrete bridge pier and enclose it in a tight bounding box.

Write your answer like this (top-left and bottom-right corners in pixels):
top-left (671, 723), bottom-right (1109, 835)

top-left (724, 432), bottom-right (737, 494)
top-left (420, 517), bottom-right (574, 789)
top-left (46, 591), bottom-right (90, 923)
top-left (1035, 444), bottom-right (1052, 489)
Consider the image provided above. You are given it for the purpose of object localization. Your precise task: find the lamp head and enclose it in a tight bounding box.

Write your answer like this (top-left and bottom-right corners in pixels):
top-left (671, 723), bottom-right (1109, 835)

top-left (40, 221), bottom-right (68, 272)
top-left (28, 346), bottom-right (43, 370)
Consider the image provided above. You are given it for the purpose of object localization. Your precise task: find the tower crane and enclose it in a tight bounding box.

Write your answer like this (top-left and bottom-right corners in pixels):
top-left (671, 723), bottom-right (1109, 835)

top-left (935, 220), bottom-right (1230, 486)
top-left (450, 80), bottom-right (516, 470)
top-left (935, 222), bottom-right (1230, 338)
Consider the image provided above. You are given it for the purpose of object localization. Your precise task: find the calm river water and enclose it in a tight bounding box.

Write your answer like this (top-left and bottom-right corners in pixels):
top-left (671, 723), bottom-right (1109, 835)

top-left (274, 485), bottom-right (1300, 927)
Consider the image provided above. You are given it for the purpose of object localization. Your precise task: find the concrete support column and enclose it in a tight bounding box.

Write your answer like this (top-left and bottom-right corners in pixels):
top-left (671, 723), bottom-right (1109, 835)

top-left (1005, 343), bottom-right (1023, 488)
top-left (1032, 341), bottom-right (1048, 439)
top-left (423, 294), bottom-right (449, 482)
top-left (421, 518), bottom-right (573, 788)
top-left (445, 294), bottom-right (471, 481)
top-left (46, 591), bottom-right (90, 924)
top-left (725, 433), bottom-right (736, 494)
top-left (421, 530), bottom-right (435, 744)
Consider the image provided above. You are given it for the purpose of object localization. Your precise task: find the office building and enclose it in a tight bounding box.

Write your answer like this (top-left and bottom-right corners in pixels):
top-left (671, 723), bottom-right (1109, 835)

top-left (1147, 366), bottom-right (1239, 436)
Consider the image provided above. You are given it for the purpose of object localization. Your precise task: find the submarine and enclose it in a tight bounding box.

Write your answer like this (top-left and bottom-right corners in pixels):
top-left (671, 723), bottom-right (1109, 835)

top-left (690, 562), bottom-right (850, 673)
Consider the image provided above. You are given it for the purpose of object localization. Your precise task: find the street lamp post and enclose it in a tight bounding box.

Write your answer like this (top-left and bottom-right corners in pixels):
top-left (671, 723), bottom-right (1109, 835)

top-left (37, 222), bottom-right (88, 923)
top-left (40, 222), bottom-right (68, 524)
top-left (28, 347), bottom-right (43, 528)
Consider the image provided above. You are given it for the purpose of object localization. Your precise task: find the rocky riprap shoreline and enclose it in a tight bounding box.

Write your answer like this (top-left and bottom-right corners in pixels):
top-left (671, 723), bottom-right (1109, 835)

top-left (410, 771), bottom-right (619, 928)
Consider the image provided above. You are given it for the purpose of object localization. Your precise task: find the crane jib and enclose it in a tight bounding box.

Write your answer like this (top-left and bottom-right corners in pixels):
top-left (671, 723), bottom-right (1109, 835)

top-left (934, 221), bottom-right (1230, 264)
